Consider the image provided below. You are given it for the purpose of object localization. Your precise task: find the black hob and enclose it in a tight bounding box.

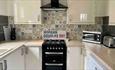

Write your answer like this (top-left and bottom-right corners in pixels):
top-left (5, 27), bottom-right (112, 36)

top-left (42, 40), bottom-right (67, 70)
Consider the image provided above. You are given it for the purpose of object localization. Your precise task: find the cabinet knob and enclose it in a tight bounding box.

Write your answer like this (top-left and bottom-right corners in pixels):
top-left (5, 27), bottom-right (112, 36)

top-left (21, 47), bottom-right (24, 56)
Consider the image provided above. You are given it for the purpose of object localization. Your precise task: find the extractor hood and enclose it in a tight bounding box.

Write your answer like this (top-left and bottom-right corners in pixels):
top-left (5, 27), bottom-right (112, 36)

top-left (41, 0), bottom-right (68, 10)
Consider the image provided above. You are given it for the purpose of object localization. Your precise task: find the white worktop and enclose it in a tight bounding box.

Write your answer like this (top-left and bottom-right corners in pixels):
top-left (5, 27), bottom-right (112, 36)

top-left (0, 40), bottom-right (84, 59)
top-left (83, 42), bottom-right (115, 70)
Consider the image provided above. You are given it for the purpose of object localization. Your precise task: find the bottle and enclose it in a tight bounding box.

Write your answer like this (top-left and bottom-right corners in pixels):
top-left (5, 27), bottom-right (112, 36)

top-left (10, 27), bottom-right (16, 40)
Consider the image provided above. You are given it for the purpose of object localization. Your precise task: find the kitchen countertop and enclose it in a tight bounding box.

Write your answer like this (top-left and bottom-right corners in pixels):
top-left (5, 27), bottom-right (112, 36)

top-left (0, 41), bottom-right (26, 60)
top-left (0, 40), bottom-right (115, 70)
top-left (83, 42), bottom-right (115, 70)
top-left (0, 40), bottom-right (83, 60)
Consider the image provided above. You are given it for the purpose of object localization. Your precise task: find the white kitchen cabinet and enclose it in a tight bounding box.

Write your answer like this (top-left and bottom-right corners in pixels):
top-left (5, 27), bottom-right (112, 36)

top-left (14, 0), bottom-right (41, 24)
top-left (7, 0), bottom-right (14, 16)
top-left (95, 0), bottom-right (108, 17)
top-left (4, 46), bottom-right (25, 70)
top-left (25, 46), bottom-right (42, 70)
top-left (67, 0), bottom-right (95, 24)
top-left (0, 0), bottom-right (8, 16)
top-left (108, 0), bottom-right (115, 25)
top-left (67, 47), bottom-right (84, 70)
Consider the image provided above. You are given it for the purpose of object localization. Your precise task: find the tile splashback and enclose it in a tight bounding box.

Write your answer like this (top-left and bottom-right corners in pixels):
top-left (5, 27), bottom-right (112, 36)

top-left (10, 10), bottom-right (102, 40)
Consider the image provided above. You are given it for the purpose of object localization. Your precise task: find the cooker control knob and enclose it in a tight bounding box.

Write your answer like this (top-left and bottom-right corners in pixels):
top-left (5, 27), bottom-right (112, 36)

top-left (59, 47), bottom-right (60, 50)
top-left (50, 47), bottom-right (52, 50)
top-left (47, 47), bottom-right (49, 49)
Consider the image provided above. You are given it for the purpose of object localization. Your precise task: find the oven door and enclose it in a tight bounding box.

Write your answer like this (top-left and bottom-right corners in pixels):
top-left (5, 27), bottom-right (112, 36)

top-left (44, 52), bottom-right (64, 63)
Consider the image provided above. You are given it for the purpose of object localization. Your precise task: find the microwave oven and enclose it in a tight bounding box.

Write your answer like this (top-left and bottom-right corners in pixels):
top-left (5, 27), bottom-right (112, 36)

top-left (82, 31), bottom-right (102, 44)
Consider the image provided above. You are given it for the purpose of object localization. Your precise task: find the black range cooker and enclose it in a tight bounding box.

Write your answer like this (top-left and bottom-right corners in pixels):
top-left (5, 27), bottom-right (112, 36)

top-left (42, 40), bottom-right (67, 70)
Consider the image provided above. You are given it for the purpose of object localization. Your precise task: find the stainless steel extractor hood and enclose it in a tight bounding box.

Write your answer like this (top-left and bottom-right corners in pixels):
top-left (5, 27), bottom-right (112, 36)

top-left (41, 0), bottom-right (68, 10)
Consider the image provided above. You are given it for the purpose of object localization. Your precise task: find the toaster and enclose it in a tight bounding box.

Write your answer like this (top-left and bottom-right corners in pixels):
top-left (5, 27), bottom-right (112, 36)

top-left (103, 36), bottom-right (115, 48)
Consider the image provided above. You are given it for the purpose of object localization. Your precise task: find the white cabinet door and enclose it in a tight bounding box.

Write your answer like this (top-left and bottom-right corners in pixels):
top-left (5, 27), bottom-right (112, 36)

top-left (108, 0), bottom-right (115, 25)
top-left (4, 46), bottom-right (25, 70)
top-left (67, 0), bottom-right (95, 24)
top-left (14, 0), bottom-right (41, 24)
top-left (95, 0), bottom-right (108, 17)
top-left (25, 46), bottom-right (41, 70)
top-left (67, 47), bottom-right (83, 70)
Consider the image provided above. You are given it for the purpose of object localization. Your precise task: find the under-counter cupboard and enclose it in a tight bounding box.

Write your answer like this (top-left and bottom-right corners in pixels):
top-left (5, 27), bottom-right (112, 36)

top-left (67, 47), bottom-right (84, 70)
top-left (4, 46), bottom-right (25, 70)
top-left (1, 46), bottom-right (41, 70)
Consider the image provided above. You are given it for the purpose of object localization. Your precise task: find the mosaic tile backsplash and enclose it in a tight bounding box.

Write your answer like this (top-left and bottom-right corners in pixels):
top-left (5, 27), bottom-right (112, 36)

top-left (10, 10), bottom-right (102, 40)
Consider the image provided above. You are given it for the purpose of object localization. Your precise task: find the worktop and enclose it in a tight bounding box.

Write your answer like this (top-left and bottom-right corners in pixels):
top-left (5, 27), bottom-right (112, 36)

top-left (0, 40), bottom-right (115, 70)
top-left (0, 40), bottom-right (82, 60)
top-left (83, 42), bottom-right (115, 70)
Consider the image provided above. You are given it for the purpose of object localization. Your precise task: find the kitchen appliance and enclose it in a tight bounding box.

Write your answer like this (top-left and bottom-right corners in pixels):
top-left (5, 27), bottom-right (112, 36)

top-left (42, 40), bottom-right (67, 70)
top-left (82, 31), bottom-right (102, 44)
top-left (41, 0), bottom-right (68, 9)
top-left (3, 26), bottom-right (10, 41)
top-left (10, 27), bottom-right (16, 40)
top-left (103, 36), bottom-right (115, 48)
top-left (0, 16), bottom-right (8, 41)
top-left (95, 16), bottom-right (109, 43)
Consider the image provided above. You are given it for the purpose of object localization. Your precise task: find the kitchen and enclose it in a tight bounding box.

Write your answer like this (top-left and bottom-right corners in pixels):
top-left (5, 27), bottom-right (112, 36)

top-left (0, 0), bottom-right (115, 70)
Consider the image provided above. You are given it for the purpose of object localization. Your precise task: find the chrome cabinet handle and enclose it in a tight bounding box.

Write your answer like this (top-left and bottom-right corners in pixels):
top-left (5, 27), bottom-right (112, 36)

top-left (45, 52), bottom-right (63, 54)
top-left (80, 48), bottom-right (82, 55)
top-left (45, 63), bottom-right (63, 66)
top-left (4, 60), bottom-right (7, 70)
top-left (21, 47), bottom-right (24, 56)
top-left (25, 47), bottom-right (28, 54)
top-left (0, 63), bottom-right (3, 70)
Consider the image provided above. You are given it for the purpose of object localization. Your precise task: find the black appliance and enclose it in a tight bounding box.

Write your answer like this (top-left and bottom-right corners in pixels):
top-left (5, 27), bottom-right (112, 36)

top-left (95, 16), bottom-right (109, 44)
top-left (42, 40), bottom-right (67, 70)
top-left (41, 0), bottom-right (68, 9)
top-left (10, 27), bottom-right (16, 40)
top-left (82, 31), bottom-right (102, 44)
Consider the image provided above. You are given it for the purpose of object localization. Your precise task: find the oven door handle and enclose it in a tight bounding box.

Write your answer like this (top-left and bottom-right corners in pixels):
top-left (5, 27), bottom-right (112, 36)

top-left (45, 52), bottom-right (63, 54)
top-left (45, 63), bottom-right (63, 66)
